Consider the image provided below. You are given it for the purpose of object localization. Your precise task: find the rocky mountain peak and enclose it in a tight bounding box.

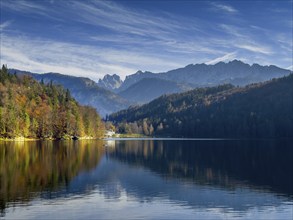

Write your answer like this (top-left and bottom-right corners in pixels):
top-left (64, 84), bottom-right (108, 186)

top-left (98, 74), bottom-right (123, 90)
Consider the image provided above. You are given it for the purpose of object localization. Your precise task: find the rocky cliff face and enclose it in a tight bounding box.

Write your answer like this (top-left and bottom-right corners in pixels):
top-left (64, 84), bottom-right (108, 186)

top-left (97, 74), bottom-right (123, 91)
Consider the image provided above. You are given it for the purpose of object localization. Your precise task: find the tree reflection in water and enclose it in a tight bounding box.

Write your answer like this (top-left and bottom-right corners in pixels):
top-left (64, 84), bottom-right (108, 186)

top-left (108, 139), bottom-right (293, 198)
top-left (0, 140), bottom-right (104, 213)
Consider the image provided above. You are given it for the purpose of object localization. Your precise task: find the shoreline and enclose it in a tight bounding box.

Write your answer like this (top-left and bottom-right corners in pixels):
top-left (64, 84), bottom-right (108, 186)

top-left (0, 136), bottom-right (100, 142)
top-left (2, 136), bottom-right (292, 142)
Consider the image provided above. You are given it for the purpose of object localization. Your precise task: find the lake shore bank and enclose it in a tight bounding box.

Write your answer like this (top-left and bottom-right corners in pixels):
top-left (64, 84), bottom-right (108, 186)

top-left (0, 136), bottom-right (99, 142)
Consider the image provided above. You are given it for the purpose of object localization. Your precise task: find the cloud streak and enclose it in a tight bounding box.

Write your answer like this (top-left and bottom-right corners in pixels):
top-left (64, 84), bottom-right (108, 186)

top-left (205, 52), bottom-right (237, 65)
top-left (0, 20), bottom-right (12, 31)
top-left (236, 44), bottom-right (272, 55)
top-left (0, 34), bottom-right (187, 80)
top-left (210, 2), bottom-right (238, 13)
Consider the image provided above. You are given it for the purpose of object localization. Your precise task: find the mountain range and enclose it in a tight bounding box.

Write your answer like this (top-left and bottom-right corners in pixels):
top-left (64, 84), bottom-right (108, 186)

top-left (9, 60), bottom-right (291, 117)
top-left (101, 60), bottom-right (290, 92)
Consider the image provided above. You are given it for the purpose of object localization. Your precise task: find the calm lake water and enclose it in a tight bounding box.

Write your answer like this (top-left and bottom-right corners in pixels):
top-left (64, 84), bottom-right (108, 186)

top-left (0, 139), bottom-right (292, 219)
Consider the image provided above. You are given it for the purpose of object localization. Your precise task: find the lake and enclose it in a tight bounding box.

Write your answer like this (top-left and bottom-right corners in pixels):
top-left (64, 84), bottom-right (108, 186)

top-left (0, 139), bottom-right (292, 219)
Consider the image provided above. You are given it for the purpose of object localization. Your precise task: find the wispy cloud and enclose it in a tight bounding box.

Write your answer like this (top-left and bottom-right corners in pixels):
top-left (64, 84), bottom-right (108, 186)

top-left (205, 52), bottom-right (237, 65)
top-left (0, 20), bottom-right (12, 31)
top-left (1, 0), bottom-right (208, 56)
top-left (1, 0), bottom-right (46, 11)
top-left (236, 44), bottom-right (272, 55)
top-left (219, 24), bottom-right (246, 38)
top-left (0, 0), bottom-right (58, 20)
top-left (210, 2), bottom-right (238, 13)
top-left (218, 24), bottom-right (274, 55)
top-left (0, 34), bottom-right (186, 80)
top-left (68, 0), bottom-right (203, 43)
top-left (1, 0), bottom-right (65, 21)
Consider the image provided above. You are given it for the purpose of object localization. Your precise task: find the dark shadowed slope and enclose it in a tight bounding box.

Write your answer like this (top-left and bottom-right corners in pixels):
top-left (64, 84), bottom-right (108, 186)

top-left (109, 74), bottom-right (293, 138)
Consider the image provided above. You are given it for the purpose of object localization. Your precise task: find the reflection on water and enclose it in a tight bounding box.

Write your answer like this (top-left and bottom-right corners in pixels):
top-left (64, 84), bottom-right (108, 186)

top-left (0, 139), bottom-right (292, 219)
top-left (0, 140), bottom-right (104, 213)
top-left (108, 139), bottom-right (293, 197)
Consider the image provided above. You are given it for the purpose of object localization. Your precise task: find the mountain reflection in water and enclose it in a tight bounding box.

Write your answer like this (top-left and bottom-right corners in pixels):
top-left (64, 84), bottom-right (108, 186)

top-left (0, 139), bottom-right (292, 219)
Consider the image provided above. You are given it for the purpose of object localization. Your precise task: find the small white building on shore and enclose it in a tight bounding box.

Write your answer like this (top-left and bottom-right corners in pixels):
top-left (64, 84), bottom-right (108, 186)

top-left (105, 130), bottom-right (115, 137)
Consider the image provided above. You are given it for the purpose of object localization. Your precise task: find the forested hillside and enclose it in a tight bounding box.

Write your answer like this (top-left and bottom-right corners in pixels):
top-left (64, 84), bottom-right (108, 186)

top-left (0, 65), bottom-right (104, 139)
top-left (109, 74), bottom-right (293, 138)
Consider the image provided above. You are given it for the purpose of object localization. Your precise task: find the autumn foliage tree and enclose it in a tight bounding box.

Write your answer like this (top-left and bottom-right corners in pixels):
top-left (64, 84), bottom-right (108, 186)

top-left (0, 65), bottom-right (104, 139)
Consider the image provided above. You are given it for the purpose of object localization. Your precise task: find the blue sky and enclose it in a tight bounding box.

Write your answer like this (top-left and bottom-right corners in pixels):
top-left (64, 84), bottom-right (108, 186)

top-left (0, 0), bottom-right (292, 80)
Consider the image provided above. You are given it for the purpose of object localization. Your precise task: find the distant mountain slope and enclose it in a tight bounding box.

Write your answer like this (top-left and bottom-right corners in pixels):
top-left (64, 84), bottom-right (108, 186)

top-left (118, 60), bottom-right (290, 91)
top-left (117, 70), bottom-right (157, 92)
top-left (97, 74), bottom-right (122, 91)
top-left (10, 69), bottom-right (130, 117)
top-left (109, 74), bottom-right (293, 138)
top-left (118, 78), bottom-right (193, 104)
top-left (159, 60), bottom-right (290, 86)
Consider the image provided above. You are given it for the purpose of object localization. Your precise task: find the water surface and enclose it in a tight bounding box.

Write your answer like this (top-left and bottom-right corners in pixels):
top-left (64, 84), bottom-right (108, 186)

top-left (0, 139), bottom-right (292, 219)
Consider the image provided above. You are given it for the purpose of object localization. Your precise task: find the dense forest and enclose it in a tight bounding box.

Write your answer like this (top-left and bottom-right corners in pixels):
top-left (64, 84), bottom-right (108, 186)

top-left (0, 65), bottom-right (104, 139)
top-left (109, 74), bottom-right (293, 138)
